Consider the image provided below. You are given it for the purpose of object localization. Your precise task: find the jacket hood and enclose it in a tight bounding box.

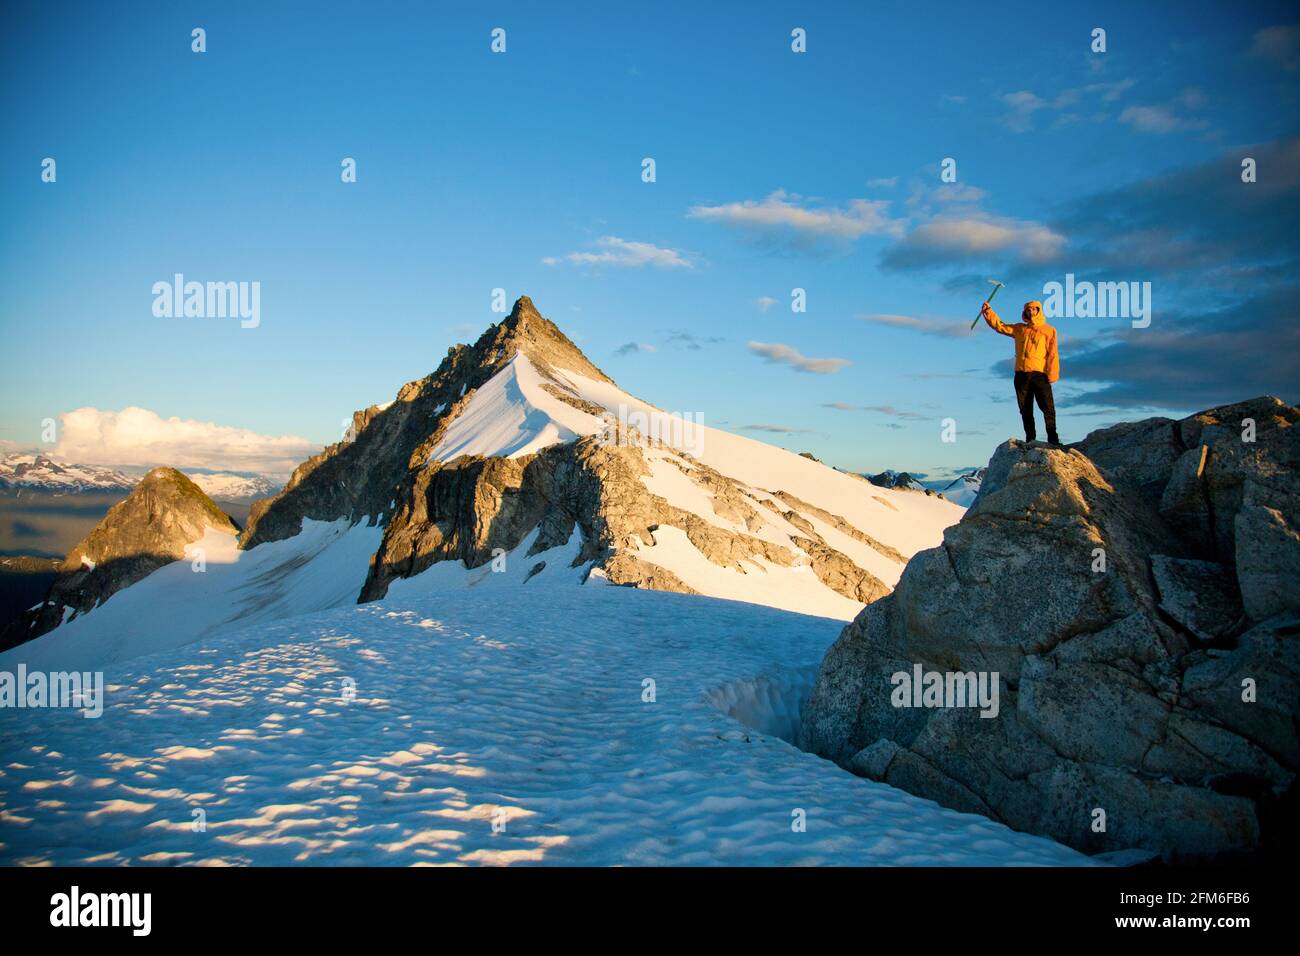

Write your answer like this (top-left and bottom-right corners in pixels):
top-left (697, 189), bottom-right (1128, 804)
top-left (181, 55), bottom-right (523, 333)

top-left (1022, 300), bottom-right (1045, 326)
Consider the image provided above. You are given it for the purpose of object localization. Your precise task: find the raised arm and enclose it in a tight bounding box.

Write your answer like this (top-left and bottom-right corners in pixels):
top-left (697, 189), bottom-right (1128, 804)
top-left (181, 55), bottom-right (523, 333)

top-left (981, 303), bottom-right (1015, 337)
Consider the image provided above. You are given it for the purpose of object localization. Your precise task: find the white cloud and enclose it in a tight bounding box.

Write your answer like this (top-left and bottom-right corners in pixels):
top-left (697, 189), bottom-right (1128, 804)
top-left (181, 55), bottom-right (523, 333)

top-left (756, 296), bottom-right (777, 312)
top-left (867, 176), bottom-right (900, 188)
top-left (52, 407), bottom-right (320, 478)
top-left (1119, 104), bottom-right (1209, 134)
top-left (747, 341), bottom-right (850, 375)
top-left (688, 190), bottom-right (901, 240)
top-left (1250, 24), bottom-right (1300, 71)
top-left (882, 215), bottom-right (1065, 268)
top-left (543, 236), bottom-right (693, 269)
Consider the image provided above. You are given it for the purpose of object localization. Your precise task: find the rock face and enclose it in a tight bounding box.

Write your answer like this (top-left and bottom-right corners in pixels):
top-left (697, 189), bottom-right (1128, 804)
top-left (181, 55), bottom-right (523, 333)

top-left (0, 468), bottom-right (238, 649)
top-left (799, 397), bottom-right (1299, 861)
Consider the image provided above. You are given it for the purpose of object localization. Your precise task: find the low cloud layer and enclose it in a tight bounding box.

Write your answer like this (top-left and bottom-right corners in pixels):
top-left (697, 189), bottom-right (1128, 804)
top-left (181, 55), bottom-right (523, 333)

top-left (52, 406), bottom-right (320, 478)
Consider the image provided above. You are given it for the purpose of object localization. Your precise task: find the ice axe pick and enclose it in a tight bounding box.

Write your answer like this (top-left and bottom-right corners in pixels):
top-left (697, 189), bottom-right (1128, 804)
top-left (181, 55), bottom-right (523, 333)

top-left (970, 279), bottom-right (1005, 330)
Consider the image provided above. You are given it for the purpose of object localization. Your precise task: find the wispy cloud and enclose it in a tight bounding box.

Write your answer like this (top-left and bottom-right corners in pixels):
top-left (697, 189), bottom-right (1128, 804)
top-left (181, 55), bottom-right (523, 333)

top-left (857, 313), bottom-right (975, 338)
top-left (756, 296), bottom-right (777, 312)
top-left (51, 406), bottom-right (320, 478)
top-left (748, 342), bottom-right (850, 375)
top-left (999, 79), bottom-right (1135, 132)
top-left (741, 423), bottom-right (813, 434)
top-left (1249, 23), bottom-right (1300, 71)
top-left (662, 331), bottom-right (724, 351)
top-left (822, 402), bottom-right (927, 421)
top-left (543, 236), bottom-right (693, 269)
top-left (867, 176), bottom-right (899, 188)
top-left (688, 189), bottom-right (901, 242)
top-left (1118, 101), bottom-right (1209, 134)
top-left (613, 342), bottom-right (656, 356)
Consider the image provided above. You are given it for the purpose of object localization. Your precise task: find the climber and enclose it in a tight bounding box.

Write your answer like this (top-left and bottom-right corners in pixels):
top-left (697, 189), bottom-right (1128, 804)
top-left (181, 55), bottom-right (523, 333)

top-left (980, 299), bottom-right (1061, 446)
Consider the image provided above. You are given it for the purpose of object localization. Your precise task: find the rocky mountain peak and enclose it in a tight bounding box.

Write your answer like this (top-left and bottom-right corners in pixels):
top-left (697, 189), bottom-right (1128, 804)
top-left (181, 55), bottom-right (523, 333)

top-left (1, 466), bottom-right (237, 650)
top-left (474, 295), bottom-right (613, 386)
top-left (242, 296), bottom-right (613, 549)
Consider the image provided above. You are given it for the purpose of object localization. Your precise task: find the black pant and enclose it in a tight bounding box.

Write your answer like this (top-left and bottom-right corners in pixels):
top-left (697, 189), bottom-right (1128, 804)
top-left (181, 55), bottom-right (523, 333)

top-left (1014, 371), bottom-right (1058, 443)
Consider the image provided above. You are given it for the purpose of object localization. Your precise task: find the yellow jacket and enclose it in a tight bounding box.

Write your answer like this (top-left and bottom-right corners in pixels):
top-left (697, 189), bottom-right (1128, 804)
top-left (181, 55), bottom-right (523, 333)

top-left (984, 301), bottom-right (1060, 383)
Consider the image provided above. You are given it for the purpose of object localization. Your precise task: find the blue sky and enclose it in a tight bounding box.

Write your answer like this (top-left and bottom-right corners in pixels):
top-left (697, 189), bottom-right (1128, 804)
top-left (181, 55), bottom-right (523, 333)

top-left (2, 0), bottom-right (1297, 480)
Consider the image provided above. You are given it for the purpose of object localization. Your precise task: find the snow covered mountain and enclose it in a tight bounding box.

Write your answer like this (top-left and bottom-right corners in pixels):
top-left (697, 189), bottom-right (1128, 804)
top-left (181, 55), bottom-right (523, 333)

top-left (864, 469), bottom-right (927, 492)
top-left (2, 296), bottom-right (962, 669)
top-left (936, 468), bottom-right (985, 507)
top-left (186, 471), bottom-right (282, 500)
top-left (0, 453), bottom-right (134, 493)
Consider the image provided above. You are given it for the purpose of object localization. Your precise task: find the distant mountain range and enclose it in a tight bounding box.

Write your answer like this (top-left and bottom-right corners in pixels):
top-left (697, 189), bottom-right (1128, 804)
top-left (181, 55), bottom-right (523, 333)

top-left (0, 453), bottom-right (281, 501)
top-left (864, 467), bottom-right (985, 506)
top-left (0, 453), bottom-right (134, 493)
top-left (864, 469), bottom-right (928, 492)
top-left (187, 472), bottom-right (282, 500)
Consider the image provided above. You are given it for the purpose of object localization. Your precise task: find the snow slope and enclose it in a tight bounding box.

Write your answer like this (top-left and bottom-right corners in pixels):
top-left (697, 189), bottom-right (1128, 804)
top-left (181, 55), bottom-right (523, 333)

top-left (0, 583), bottom-right (1093, 866)
top-left (0, 519), bottom-right (384, 672)
top-left (422, 353), bottom-right (961, 618)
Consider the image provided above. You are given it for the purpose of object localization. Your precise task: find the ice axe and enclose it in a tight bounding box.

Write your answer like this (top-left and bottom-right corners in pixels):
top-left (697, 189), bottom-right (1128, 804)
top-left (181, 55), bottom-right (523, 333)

top-left (970, 279), bottom-right (1005, 330)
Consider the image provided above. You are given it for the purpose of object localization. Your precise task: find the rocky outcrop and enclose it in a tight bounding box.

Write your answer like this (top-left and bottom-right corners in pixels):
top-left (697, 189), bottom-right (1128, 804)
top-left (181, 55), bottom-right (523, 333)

top-left (800, 397), bottom-right (1299, 861)
top-left (1, 468), bottom-right (238, 649)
